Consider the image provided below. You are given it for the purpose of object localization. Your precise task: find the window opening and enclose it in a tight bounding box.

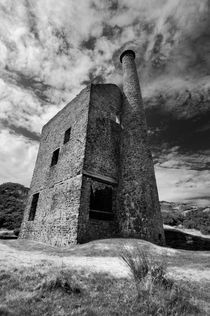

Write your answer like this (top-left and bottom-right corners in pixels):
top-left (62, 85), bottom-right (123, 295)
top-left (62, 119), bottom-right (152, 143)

top-left (89, 186), bottom-right (114, 221)
top-left (64, 127), bottom-right (71, 144)
top-left (51, 148), bottom-right (60, 166)
top-left (28, 193), bottom-right (39, 221)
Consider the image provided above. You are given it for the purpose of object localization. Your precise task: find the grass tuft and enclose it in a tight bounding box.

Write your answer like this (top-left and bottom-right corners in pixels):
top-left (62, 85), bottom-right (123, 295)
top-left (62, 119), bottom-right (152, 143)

top-left (121, 245), bottom-right (201, 315)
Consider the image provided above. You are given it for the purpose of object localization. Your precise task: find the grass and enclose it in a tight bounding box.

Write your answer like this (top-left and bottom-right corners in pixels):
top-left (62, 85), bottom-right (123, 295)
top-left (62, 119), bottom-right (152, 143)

top-left (0, 246), bottom-right (207, 316)
top-left (121, 245), bottom-right (203, 315)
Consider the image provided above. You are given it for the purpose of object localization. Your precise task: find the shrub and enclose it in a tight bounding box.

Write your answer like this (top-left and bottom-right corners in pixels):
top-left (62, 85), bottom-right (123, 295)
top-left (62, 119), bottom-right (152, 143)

top-left (162, 211), bottom-right (184, 226)
top-left (0, 183), bottom-right (29, 230)
top-left (183, 210), bottom-right (210, 234)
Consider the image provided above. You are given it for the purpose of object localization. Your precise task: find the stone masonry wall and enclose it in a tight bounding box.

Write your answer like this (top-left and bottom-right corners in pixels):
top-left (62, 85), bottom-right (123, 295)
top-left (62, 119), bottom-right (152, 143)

top-left (20, 87), bottom-right (91, 246)
top-left (83, 84), bottom-right (122, 180)
top-left (20, 175), bottom-right (83, 246)
top-left (77, 176), bottom-right (119, 243)
top-left (77, 84), bottom-right (122, 242)
top-left (30, 86), bottom-right (91, 192)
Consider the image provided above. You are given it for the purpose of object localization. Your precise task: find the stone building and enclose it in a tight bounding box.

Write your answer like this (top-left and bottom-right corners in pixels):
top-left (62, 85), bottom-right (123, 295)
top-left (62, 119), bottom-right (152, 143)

top-left (19, 50), bottom-right (165, 246)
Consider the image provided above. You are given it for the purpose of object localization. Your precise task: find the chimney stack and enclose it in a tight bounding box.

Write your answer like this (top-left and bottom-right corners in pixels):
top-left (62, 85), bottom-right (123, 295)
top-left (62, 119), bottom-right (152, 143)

top-left (120, 50), bottom-right (142, 112)
top-left (117, 49), bottom-right (165, 245)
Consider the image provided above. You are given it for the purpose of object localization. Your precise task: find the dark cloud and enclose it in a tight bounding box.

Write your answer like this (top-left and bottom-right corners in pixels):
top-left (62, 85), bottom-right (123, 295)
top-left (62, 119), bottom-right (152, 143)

top-left (1, 119), bottom-right (40, 142)
top-left (145, 86), bottom-right (210, 171)
top-left (145, 87), bottom-right (210, 148)
top-left (102, 24), bottom-right (122, 39)
top-left (91, 0), bottom-right (119, 12)
top-left (81, 36), bottom-right (97, 51)
top-left (53, 28), bottom-right (72, 55)
top-left (0, 0), bottom-right (209, 202)
top-left (25, 0), bottom-right (40, 41)
top-left (1, 67), bottom-right (51, 103)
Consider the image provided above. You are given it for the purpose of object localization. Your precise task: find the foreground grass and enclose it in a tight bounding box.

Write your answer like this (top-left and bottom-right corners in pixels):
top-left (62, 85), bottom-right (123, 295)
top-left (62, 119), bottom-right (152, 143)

top-left (0, 250), bottom-right (207, 316)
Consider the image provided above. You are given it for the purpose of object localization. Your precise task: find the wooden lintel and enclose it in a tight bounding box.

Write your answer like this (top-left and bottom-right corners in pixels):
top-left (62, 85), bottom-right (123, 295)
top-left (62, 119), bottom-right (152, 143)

top-left (82, 170), bottom-right (118, 185)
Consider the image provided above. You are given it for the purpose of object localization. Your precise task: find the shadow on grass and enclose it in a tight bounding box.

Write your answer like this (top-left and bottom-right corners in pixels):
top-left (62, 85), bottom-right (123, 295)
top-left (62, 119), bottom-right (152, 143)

top-left (165, 228), bottom-right (210, 250)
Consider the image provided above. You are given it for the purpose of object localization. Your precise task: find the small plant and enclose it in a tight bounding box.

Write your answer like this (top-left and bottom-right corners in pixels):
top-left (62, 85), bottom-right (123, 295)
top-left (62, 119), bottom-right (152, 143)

top-left (121, 246), bottom-right (150, 283)
top-left (120, 245), bottom-right (201, 314)
top-left (121, 245), bottom-right (168, 285)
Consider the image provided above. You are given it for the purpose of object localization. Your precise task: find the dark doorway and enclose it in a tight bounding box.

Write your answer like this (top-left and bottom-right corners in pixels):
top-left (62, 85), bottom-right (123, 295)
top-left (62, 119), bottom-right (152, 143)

top-left (89, 186), bottom-right (114, 221)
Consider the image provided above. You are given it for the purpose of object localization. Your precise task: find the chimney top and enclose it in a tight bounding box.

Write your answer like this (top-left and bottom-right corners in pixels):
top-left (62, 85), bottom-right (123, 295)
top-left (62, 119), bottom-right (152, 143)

top-left (120, 49), bottom-right (135, 63)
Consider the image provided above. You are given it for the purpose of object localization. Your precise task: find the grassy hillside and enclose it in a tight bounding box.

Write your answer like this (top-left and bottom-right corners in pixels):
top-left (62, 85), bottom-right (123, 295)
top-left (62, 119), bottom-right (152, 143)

top-left (1, 238), bottom-right (209, 315)
top-left (0, 182), bottom-right (29, 230)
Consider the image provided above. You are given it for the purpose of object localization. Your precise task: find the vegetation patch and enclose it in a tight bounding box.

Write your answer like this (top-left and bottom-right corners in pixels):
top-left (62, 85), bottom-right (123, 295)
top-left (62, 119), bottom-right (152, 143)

top-left (0, 247), bottom-right (206, 316)
top-left (183, 209), bottom-right (210, 235)
top-left (0, 183), bottom-right (28, 231)
top-left (121, 246), bottom-right (202, 315)
top-left (161, 201), bottom-right (210, 235)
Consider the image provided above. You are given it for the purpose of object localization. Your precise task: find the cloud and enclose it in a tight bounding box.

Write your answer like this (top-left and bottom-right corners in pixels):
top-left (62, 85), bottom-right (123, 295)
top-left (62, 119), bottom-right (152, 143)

top-left (155, 166), bottom-right (210, 205)
top-left (0, 129), bottom-right (38, 186)
top-left (0, 0), bottom-right (209, 203)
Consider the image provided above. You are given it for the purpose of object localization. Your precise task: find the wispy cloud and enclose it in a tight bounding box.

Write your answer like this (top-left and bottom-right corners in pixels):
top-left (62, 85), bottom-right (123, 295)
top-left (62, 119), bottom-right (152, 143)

top-left (0, 129), bottom-right (38, 185)
top-left (155, 166), bottom-right (210, 206)
top-left (0, 0), bottom-right (209, 204)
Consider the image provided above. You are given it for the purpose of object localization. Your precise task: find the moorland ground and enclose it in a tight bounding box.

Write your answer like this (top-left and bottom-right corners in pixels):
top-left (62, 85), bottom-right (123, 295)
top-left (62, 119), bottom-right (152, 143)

top-left (0, 238), bottom-right (210, 315)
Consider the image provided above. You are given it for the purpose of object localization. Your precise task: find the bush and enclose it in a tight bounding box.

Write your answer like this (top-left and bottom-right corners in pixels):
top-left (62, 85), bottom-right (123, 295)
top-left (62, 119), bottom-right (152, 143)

top-left (0, 183), bottom-right (28, 230)
top-left (183, 210), bottom-right (210, 234)
top-left (162, 211), bottom-right (184, 226)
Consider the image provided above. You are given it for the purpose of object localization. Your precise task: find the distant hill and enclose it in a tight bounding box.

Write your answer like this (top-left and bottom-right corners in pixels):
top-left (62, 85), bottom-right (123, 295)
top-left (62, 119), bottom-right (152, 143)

top-left (0, 182), bottom-right (29, 230)
top-left (160, 201), bottom-right (210, 235)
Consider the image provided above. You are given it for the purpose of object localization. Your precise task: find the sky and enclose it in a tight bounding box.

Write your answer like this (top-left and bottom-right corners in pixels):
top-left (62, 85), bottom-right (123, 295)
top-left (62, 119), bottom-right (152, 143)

top-left (0, 0), bottom-right (209, 205)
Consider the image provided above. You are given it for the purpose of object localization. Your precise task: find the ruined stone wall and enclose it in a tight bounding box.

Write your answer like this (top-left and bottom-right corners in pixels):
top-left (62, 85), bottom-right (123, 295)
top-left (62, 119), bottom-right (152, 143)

top-left (77, 84), bottom-right (122, 242)
top-left (20, 87), bottom-right (91, 246)
top-left (20, 175), bottom-right (83, 246)
top-left (30, 86), bottom-right (91, 192)
top-left (83, 84), bottom-right (122, 179)
top-left (77, 176), bottom-right (119, 243)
